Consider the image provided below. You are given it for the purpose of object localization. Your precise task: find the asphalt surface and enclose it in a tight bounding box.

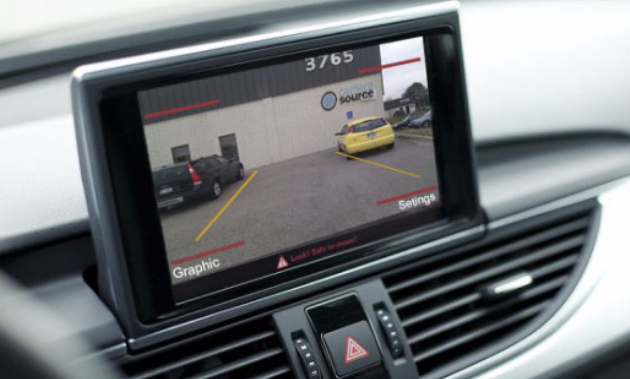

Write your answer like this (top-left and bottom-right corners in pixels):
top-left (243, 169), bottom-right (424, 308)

top-left (161, 137), bottom-right (439, 284)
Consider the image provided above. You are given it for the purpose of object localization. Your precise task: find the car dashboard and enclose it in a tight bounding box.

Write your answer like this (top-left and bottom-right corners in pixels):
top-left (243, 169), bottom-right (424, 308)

top-left (1, 1), bottom-right (630, 379)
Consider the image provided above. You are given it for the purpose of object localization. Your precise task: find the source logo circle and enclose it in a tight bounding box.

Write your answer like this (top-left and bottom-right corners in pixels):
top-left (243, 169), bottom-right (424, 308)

top-left (321, 91), bottom-right (337, 111)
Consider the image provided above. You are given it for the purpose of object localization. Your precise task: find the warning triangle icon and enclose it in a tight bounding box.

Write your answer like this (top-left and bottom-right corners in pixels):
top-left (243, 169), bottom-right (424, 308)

top-left (277, 255), bottom-right (289, 270)
top-left (344, 336), bottom-right (369, 364)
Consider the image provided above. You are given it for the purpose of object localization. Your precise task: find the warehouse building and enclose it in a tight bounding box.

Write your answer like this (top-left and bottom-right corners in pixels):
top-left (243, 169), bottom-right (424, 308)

top-left (384, 97), bottom-right (418, 117)
top-left (139, 45), bottom-right (387, 170)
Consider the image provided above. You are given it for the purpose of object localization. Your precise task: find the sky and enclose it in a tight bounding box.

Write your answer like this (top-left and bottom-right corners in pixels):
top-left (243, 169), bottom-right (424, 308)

top-left (379, 37), bottom-right (429, 100)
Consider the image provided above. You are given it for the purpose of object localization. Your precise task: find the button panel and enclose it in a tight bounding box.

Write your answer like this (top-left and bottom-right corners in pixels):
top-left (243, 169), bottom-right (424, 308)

top-left (294, 337), bottom-right (322, 379)
top-left (273, 280), bottom-right (419, 379)
top-left (375, 307), bottom-right (404, 359)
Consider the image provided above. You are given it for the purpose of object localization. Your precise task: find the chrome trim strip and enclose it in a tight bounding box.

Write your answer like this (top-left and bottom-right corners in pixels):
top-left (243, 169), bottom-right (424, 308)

top-left (77, 342), bottom-right (127, 363)
top-left (73, 1), bottom-right (459, 79)
top-left (489, 273), bottom-right (533, 297)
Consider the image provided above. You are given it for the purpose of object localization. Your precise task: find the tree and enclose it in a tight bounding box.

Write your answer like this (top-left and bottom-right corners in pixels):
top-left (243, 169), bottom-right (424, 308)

top-left (403, 82), bottom-right (430, 109)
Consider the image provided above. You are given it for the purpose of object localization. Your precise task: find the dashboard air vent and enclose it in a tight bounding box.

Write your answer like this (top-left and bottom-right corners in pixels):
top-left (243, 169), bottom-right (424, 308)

top-left (121, 317), bottom-right (293, 379)
top-left (383, 206), bottom-right (597, 377)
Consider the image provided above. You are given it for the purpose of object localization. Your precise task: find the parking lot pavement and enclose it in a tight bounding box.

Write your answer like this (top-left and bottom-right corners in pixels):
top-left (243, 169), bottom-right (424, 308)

top-left (161, 138), bottom-right (439, 281)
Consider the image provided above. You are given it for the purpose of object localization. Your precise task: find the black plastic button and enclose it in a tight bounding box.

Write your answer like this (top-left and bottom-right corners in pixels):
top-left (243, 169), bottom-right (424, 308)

top-left (322, 321), bottom-right (382, 377)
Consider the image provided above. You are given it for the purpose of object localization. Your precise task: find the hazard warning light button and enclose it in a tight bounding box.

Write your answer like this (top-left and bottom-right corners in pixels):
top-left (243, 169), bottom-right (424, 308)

top-left (322, 321), bottom-right (382, 377)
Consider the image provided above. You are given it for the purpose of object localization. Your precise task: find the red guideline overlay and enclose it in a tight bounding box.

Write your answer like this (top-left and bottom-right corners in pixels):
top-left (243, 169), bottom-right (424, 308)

top-left (170, 241), bottom-right (245, 265)
top-left (376, 186), bottom-right (438, 205)
top-left (144, 99), bottom-right (221, 119)
top-left (358, 57), bottom-right (422, 74)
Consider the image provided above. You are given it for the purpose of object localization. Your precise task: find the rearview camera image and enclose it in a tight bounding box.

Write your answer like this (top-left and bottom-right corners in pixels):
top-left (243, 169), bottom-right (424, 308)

top-left (138, 36), bottom-right (441, 294)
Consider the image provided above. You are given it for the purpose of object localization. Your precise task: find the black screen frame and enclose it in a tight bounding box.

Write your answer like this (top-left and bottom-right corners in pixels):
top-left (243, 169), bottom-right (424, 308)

top-left (73, 12), bottom-right (482, 338)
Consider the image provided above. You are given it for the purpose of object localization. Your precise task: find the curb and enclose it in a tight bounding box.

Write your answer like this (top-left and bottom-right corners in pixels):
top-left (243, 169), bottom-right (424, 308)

top-left (396, 132), bottom-right (434, 141)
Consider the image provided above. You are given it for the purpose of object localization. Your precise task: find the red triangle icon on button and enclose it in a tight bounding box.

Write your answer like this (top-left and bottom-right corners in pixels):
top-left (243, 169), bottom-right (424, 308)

top-left (344, 336), bottom-right (369, 364)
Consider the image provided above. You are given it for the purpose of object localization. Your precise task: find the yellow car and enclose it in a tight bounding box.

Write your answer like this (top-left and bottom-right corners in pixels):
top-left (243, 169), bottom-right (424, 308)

top-left (336, 116), bottom-right (395, 155)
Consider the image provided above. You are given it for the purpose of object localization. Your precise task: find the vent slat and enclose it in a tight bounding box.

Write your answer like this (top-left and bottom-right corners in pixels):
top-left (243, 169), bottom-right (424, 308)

top-left (190, 348), bottom-right (284, 379)
top-left (530, 254), bottom-right (580, 277)
top-left (248, 365), bottom-right (293, 379)
top-left (406, 277), bottom-right (567, 344)
top-left (522, 275), bottom-right (570, 298)
top-left (412, 301), bottom-right (549, 364)
top-left (388, 217), bottom-right (589, 294)
top-left (401, 293), bottom-right (482, 328)
top-left (122, 317), bottom-right (293, 379)
top-left (133, 330), bottom-right (277, 379)
top-left (394, 234), bottom-right (585, 310)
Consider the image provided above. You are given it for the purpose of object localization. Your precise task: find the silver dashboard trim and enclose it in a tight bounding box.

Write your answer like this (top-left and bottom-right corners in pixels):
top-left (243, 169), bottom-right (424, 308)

top-left (73, 1), bottom-right (458, 79)
top-left (487, 273), bottom-right (533, 297)
top-left (79, 342), bottom-right (127, 363)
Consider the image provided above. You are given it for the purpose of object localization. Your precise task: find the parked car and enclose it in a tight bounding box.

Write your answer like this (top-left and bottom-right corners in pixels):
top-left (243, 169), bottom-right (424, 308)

top-left (408, 110), bottom-right (432, 128)
top-left (336, 116), bottom-right (395, 156)
top-left (153, 155), bottom-right (244, 209)
top-left (393, 113), bottom-right (422, 130)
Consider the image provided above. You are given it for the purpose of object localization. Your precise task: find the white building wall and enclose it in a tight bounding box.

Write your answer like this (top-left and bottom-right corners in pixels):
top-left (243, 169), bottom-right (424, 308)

top-left (144, 99), bottom-right (276, 171)
top-left (144, 73), bottom-right (386, 170)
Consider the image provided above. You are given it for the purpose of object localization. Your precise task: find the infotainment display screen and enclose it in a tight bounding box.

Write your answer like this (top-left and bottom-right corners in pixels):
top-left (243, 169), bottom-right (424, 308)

top-left (137, 36), bottom-right (443, 300)
top-left (74, 12), bottom-right (482, 325)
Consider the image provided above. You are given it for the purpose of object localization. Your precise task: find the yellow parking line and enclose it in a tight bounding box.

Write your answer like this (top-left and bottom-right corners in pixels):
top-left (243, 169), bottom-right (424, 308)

top-left (194, 170), bottom-right (259, 243)
top-left (334, 151), bottom-right (421, 178)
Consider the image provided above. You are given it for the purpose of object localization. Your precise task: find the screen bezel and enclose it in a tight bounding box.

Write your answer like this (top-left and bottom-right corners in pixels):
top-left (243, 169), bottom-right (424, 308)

top-left (74, 13), bottom-right (481, 335)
